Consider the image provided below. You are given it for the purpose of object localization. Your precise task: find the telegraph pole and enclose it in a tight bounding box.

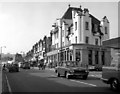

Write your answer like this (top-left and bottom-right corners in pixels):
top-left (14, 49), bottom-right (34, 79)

top-left (0, 46), bottom-right (6, 62)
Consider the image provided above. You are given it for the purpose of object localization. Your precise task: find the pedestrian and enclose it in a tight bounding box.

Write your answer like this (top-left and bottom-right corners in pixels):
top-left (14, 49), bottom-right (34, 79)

top-left (38, 63), bottom-right (41, 70)
top-left (3, 64), bottom-right (6, 71)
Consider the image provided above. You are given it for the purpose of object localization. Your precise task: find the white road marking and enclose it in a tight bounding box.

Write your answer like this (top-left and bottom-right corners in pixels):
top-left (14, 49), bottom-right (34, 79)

top-left (70, 80), bottom-right (97, 87)
top-left (5, 73), bottom-right (12, 93)
top-left (51, 75), bottom-right (56, 77)
top-left (50, 75), bottom-right (97, 87)
top-left (51, 75), bottom-right (64, 79)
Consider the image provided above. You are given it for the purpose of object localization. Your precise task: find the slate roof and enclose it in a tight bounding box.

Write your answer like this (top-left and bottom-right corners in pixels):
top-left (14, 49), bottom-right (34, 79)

top-left (62, 7), bottom-right (82, 19)
top-left (102, 37), bottom-right (120, 48)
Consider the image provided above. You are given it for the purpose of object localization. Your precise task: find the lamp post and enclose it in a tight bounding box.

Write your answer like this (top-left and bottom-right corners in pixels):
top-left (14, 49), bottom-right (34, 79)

top-left (0, 46), bottom-right (6, 61)
top-left (0, 46), bottom-right (6, 70)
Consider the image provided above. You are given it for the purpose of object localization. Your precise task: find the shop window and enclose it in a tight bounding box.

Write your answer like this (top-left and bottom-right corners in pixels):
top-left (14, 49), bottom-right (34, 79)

top-left (95, 51), bottom-right (99, 64)
top-left (101, 51), bottom-right (105, 65)
top-left (88, 50), bottom-right (92, 65)
top-left (75, 49), bottom-right (81, 62)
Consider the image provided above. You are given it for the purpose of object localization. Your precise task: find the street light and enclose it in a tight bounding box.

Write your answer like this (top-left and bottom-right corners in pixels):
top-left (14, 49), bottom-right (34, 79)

top-left (0, 46), bottom-right (6, 65)
top-left (0, 46), bottom-right (6, 59)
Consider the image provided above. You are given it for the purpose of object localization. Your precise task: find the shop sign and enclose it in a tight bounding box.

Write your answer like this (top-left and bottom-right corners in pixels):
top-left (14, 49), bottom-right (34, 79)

top-left (87, 47), bottom-right (100, 50)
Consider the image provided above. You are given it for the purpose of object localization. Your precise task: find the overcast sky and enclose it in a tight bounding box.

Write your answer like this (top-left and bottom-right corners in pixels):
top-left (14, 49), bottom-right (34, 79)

top-left (0, 0), bottom-right (119, 54)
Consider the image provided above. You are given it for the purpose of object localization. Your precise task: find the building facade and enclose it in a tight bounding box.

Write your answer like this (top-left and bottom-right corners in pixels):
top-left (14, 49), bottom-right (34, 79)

top-left (46, 5), bottom-right (111, 68)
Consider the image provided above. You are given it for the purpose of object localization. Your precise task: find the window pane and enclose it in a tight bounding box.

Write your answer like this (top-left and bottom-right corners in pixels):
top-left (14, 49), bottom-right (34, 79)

top-left (105, 27), bottom-right (107, 34)
top-left (75, 22), bottom-right (77, 30)
top-left (75, 49), bottom-right (81, 61)
top-left (85, 22), bottom-right (89, 30)
top-left (85, 36), bottom-right (89, 44)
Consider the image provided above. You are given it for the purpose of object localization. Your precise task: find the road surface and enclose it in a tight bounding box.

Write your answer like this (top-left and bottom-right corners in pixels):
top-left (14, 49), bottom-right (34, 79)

top-left (2, 68), bottom-right (119, 93)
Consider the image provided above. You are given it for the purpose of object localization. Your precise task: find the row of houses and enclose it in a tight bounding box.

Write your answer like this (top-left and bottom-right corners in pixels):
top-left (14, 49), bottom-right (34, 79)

top-left (25, 5), bottom-right (112, 67)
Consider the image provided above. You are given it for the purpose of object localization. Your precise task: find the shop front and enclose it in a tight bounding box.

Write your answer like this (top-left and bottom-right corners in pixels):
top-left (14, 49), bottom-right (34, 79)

top-left (46, 44), bottom-right (111, 69)
top-left (57, 44), bottom-right (110, 68)
top-left (72, 44), bottom-right (111, 70)
top-left (46, 50), bottom-right (58, 68)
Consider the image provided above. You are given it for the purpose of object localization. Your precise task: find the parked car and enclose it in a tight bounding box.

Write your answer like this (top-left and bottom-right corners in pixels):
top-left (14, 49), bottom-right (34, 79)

top-left (55, 61), bottom-right (89, 79)
top-left (7, 63), bottom-right (19, 72)
top-left (101, 53), bottom-right (120, 91)
top-left (22, 62), bottom-right (30, 69)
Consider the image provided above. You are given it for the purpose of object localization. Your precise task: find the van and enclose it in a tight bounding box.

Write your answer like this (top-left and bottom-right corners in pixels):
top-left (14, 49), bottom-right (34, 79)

top-left (101, 53), bottom-right (120, 91)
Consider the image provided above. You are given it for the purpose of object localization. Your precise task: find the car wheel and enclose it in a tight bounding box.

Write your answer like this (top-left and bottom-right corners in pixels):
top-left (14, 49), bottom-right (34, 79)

top-left (110, 79), bottom-right (119, 91)
top-left (57, 72), bottom-right (60, 77)
top-left (55, 70), bottom-right (57, 73)
top-left (82, 75), bottom-right (88, 80)
top-left (65, 72), bottom-right (70, 79)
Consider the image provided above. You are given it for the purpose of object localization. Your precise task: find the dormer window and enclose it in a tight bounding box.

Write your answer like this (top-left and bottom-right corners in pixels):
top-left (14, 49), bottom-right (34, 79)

top-left (85, 22), bottom-right (89, 30)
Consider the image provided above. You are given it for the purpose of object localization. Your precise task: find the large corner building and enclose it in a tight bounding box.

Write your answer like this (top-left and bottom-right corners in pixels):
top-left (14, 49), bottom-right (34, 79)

top-left (46, 5), bottom-right (111, 67)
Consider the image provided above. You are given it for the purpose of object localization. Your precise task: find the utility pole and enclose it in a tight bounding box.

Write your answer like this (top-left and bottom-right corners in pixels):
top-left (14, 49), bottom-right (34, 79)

top-left (0, 46), bottom-right (6, 71)
top-left (0, 46), bottom-right (6, 62)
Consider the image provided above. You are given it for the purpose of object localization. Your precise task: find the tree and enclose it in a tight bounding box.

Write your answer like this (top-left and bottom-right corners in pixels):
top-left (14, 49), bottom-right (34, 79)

top-left (15, 53), bottom-right (23, 63)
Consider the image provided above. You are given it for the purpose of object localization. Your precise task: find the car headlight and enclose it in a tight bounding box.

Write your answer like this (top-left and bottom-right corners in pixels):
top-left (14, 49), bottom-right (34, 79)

top-left (69, 70), bottom-right (74, 73)
top-left (85, 70), bottom-right (89, 72)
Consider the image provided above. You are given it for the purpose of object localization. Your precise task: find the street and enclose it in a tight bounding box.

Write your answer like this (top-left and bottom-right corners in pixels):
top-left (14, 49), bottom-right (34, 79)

top-left (2, 68), bottom-right (118, 93)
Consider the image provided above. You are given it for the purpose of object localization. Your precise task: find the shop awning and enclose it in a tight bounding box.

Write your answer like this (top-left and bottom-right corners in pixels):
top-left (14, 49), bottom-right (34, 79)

top-left (46, 50), bottom-right (58, 56)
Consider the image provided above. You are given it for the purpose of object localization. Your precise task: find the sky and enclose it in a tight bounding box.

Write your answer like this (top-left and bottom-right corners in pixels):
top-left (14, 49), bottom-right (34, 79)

top-left (0, 0), bottom-right (119, 54)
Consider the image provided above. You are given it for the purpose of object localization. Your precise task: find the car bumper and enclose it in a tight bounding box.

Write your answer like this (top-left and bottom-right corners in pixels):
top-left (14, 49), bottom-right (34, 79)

top-left (101, 78), bottom-right (109, 84)
top-left (69, 72), bottom-right (89, 76)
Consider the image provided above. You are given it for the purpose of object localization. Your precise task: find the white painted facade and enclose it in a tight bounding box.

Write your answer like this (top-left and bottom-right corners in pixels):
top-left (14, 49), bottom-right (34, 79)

top-left (51, 6), bottom-right (109, 48)
top-left (48, 6), bottom-right (111, 68)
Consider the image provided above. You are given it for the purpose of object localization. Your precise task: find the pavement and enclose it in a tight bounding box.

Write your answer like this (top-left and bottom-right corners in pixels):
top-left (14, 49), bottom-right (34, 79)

top-left (0, 65), bottom-right (2, 94)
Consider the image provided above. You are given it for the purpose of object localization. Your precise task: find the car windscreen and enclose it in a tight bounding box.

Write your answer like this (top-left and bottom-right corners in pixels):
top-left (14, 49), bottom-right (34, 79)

top-left (110, 53), bottom-right (120, 68)
top-left (66, 62), bottom-right (79, 67)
